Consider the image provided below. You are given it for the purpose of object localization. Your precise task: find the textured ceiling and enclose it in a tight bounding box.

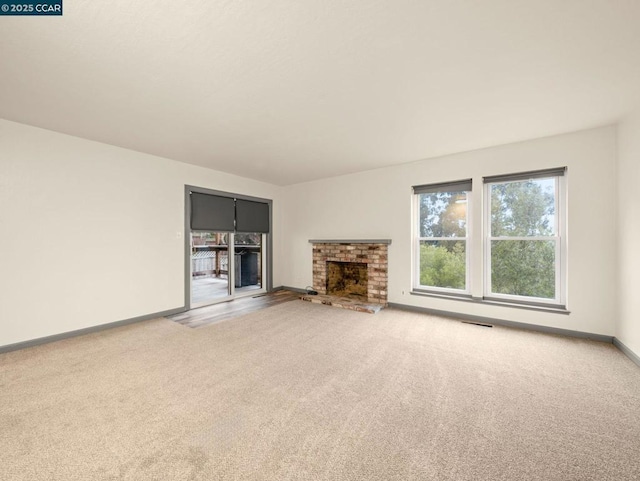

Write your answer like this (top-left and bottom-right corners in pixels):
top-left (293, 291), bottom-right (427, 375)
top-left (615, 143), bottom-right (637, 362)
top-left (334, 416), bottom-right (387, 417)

top-left (1, 0), bottom-right (640, 185)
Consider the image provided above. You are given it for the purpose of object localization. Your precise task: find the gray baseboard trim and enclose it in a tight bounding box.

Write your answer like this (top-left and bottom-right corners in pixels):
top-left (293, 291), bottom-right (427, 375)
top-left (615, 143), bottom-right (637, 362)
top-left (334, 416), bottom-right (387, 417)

top-left (613, 338), bottom-right (640, 368)
top-left (276, 285), bottom-right (307, 294)
top-left (0, 306), bottom-right (186, 354)
top-left (387, 302), bottom-right (613, 343)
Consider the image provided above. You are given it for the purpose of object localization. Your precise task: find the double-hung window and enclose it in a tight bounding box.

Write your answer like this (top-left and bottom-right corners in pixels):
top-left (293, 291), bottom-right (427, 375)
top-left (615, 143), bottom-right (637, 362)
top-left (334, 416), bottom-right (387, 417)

top-left (412, 168), bottom-right (567, 309)
top-left (413, 179), bottom-right (472, 295)
top-left (484, 168), bottom-right (566, 307)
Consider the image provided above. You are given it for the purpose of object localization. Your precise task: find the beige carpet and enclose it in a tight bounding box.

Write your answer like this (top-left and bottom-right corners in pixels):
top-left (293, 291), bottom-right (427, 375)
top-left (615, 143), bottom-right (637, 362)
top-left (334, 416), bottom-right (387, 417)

top-left (1, 301), bottom-right (639, 480)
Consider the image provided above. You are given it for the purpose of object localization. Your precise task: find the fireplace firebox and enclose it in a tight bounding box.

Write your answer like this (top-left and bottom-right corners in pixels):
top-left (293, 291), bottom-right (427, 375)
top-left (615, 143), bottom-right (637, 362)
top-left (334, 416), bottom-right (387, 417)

top-left (326, 261), bottom-right (368, 301)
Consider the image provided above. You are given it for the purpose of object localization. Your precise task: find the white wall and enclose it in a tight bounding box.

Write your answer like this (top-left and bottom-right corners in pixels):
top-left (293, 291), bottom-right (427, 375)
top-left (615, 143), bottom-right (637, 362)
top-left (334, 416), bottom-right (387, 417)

top-left (617, 111), bottom-right (640, 357)
top-left (0, 120), bottom-right (283, 347)
top-left (0, 120), bottom-right (623, 347)
top-left (281, 126), bottom-right (618, 336)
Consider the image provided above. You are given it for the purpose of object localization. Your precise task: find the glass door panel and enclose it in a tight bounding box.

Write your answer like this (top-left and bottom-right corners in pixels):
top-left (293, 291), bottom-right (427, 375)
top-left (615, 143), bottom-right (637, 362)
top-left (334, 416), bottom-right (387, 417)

top-left (191, 231), bottom-right (230, 306)
top-left (234, 233), bottom-right (263, 295)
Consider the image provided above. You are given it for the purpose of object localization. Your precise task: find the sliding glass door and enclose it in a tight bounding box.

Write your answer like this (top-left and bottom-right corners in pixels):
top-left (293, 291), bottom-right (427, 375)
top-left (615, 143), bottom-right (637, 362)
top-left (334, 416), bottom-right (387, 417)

top-left (234, 233), bottom-right (264, 295)
top-left (186, 187), bottom-right (271, 309)
top-left (189, 231), bottom-right (266, 307)
top-left (191, 231), bottom-right (231, 306)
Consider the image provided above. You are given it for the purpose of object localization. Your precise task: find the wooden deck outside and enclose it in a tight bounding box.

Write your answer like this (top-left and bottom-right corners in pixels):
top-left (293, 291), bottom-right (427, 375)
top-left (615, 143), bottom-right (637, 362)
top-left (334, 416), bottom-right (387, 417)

top-left (191, 276), bottom-right (229, 304)
top-left (191, 276), bottom-right (261, 305)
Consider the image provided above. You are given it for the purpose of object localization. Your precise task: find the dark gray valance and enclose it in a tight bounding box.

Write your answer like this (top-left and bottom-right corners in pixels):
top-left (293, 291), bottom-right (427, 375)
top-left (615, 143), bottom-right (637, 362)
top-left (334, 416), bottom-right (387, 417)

top-left (190, 191), bottom-right (270, 233)
top-left (190, 193), bottom-right (236, 232)
top-left (483, 167), bottom-right (566, 184)
top-left (413, 179), bottom-right (472, 195)
top-left (236, 199), bottom-right (270, 233)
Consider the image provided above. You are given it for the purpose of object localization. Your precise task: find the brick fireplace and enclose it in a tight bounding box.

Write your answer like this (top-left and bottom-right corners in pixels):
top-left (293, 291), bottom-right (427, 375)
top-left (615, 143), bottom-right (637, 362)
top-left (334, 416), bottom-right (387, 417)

top-left (310, 239), bottom-right (391, 306)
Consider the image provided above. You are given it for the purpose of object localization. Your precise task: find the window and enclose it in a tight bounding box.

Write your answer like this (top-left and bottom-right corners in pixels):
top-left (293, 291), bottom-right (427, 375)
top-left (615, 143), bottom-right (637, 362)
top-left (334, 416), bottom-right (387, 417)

top-left (412, 168), bottom-right (567, 310)
top-left (484, 168), bottom-right (566, 306)
top-left (413, 179), bottom-right (472, 294)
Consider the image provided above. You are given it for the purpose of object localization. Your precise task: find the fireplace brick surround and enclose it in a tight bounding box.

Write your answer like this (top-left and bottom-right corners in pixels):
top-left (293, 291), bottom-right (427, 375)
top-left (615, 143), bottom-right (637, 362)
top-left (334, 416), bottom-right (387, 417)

top-left (310, 239), bottom-right (391, 305)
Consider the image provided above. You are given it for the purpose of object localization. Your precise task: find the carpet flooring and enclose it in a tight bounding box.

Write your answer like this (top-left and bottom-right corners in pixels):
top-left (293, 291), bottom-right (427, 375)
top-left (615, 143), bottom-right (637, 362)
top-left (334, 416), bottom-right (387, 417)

top-left (1, 301), bottom-right (639, 480)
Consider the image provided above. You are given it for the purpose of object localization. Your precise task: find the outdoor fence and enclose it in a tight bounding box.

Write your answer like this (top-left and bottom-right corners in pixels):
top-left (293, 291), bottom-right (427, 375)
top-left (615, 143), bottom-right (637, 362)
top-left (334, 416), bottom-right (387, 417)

top-left (192, 250), bottom-right (229, 278)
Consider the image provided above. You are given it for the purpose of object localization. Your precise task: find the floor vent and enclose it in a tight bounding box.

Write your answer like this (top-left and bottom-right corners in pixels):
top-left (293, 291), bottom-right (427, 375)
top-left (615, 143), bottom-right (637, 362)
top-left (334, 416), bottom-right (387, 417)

top-left (461, 321), bottom-right (493, 328)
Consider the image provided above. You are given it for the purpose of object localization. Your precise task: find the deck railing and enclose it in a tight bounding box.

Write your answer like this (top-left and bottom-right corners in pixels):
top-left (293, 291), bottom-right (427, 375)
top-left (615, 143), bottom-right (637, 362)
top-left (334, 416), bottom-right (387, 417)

top-left (192, 250), bottom-right (229, 277)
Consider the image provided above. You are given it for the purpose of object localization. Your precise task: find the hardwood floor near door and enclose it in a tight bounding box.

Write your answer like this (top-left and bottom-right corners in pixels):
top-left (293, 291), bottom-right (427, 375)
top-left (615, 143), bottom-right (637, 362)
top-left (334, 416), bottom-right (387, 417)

top-left (168, 289), bottom-right (299, 328)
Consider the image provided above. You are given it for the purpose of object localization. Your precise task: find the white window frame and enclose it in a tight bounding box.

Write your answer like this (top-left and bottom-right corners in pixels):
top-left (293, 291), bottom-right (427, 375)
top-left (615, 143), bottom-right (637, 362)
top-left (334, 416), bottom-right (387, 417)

top-left (413, 182), bottom-right (472, 296)
top-left (483, 171), bottom-right (567, 307)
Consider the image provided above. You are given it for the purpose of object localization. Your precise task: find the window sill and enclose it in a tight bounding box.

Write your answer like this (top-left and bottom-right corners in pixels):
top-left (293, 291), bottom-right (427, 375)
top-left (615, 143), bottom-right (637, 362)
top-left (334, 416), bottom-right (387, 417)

top-left (410, 290), bottom-right (570, 314)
